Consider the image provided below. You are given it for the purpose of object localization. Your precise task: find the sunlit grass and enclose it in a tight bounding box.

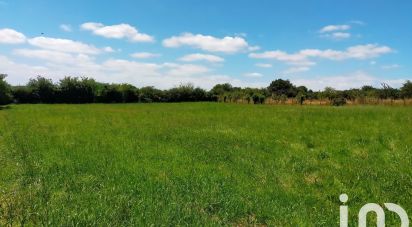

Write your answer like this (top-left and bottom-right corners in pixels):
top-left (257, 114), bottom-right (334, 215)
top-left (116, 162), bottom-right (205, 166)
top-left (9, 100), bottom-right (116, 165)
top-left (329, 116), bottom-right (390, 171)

top-left (1, 103), bottom-right (411, 225)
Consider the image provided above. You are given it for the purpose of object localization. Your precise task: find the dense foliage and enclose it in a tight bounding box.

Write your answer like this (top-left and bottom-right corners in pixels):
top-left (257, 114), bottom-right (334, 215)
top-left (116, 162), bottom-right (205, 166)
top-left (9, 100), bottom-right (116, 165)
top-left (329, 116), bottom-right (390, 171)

top-left (1, 75), bottom-right (412, 105)
top-left (0, 74), bottom-right (13, 105)
top-left (7, 76), bottom-right (213, 104)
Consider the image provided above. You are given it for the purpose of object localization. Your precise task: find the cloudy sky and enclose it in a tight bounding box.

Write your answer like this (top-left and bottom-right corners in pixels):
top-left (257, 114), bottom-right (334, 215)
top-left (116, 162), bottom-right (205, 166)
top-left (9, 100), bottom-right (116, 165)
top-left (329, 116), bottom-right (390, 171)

top-left (0, 0), bottom-right (411, 90)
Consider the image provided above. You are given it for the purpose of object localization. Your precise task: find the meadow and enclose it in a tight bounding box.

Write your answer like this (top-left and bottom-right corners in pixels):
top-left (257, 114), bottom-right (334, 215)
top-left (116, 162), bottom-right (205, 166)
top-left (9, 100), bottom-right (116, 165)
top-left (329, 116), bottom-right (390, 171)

top-left (0, 103), bottom-right (412, 226)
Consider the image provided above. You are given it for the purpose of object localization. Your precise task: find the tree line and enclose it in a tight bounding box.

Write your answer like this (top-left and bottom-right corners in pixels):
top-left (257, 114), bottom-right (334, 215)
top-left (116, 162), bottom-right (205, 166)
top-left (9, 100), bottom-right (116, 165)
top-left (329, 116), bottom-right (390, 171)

top-left (216, 79), bottom-right (412, 105)
top-left (1, 74), bottom-right (412, 105)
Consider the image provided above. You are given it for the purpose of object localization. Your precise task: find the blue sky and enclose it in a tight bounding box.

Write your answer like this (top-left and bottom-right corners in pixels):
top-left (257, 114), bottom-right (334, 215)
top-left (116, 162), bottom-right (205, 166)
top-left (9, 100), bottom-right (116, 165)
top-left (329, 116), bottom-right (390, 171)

top-left (0, 0), bottom-right (411, 90)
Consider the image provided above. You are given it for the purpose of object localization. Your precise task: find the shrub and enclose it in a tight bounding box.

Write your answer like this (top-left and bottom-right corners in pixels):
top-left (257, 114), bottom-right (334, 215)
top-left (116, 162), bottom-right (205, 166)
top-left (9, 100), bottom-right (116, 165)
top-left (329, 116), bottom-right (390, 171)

top-left (119, 84), bottom-right (139, 103)
top-left (400, 80), bottom-right (412, 99)
top-left (139, 86), bottom-right (164, 103)
top-left (99, 84), bottom-right (123, 103)
top-left (59, 77), bottom-right (97, 103)
top-left (27, 76), bottom-right (57, 103)
top-left (12, 86), bottom-right (37, 103)
top-left (268, 79), bottom-right (297, 97)
top-left (331, 97), bottom-right (347, 106)
top-left (252, 93), bottom-right (265, 104)
top-left (0, 74), bottom-right (12, 105)
top-left (295, 92), bottom-right (306, 105)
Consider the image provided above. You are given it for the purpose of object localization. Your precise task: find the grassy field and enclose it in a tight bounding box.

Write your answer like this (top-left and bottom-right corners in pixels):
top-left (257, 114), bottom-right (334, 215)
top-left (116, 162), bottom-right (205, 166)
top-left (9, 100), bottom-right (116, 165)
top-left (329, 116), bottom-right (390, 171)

top-left (1, 103), bottom-right (412, 226)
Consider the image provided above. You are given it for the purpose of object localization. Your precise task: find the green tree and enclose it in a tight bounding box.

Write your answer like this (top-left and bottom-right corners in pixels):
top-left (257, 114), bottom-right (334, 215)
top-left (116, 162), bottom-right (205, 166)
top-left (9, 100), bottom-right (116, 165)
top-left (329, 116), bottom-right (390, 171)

top-left (267, 79), bottom-right (297, 97)
top-left (400, 80), bottom-right (412, 99)
top-left (12, 86), bottom-right (36, 103)
top-left (139, 86), bottom-right (164, 102)
top-left (59, 77), bottom-right (97, 103)
top-left (322, 87), bottom-right (337, 100)
top-left (210, 83), bottom-right (233, 101)
top-left (0, 74), bottom-right (13, 105)
top-left (210, 83), bottom-right (233, 95)
top-left (361, 85), bottom-right (378, 99)
top-left (100, 84), bottom-right (123, 103)
top-left (118, 84), bottom-right (139, 103)
top-left (27, 76), bottom-right (56, 103)
top-left (378, 83), bottom-right (399, 101)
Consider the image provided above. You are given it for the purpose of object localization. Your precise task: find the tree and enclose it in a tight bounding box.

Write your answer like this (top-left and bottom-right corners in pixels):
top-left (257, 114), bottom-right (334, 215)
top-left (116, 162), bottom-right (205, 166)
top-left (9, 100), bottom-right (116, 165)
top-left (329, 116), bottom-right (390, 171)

top-left (251, 92), bottom-right (265, 104)
top-left (99, 84), bottom-right (123, 103)
top-left (295, 92), bottom-right (305, 105)
top-left (379, 83), bottom-right (399, 101)
top-left (361, 85), bottom-right (378, 99)
top-left (296, 85), bottom-right (308, 94)
top-left (59, 77), bottom-right (97, 103)
top-left (27, 76), bottom-right (57, 103)
top-left (12, 86), bottom-right (37, 103)
top-left (343, 89), bottom-right (361, 102)
top-left (167, 83), bottom-right (195, 102)
top-left (400, 80), bottom-right (412, 99)
top-left (0, 74), bottom-right (12, 105)
top-left (210, 83), bottom-right (233, 95)
top-left (210, 83), bottom-right (233, 101)
top-left (322, 87), bottom-right (337, 100)
top-left (118, 84), bottom-right (139, 103)
top-left (268, 79), bottom-right (297, 97)
top-left (139, 86), bottom-right (164, 102)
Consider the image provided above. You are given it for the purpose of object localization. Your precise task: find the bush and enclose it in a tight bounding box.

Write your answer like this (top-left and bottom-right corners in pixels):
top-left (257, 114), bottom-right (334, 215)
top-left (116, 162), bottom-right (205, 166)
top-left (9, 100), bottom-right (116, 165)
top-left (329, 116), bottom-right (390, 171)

top-left (0, 74), bottom-right (12, 105)
top-left (268, 79), bottom-right (297, 97)
top-left (401, 80), bottom-right (412, 99)
top-left (12, 86), bottom-right (37, 103)
top-left (166, 84), bottom-right (209, 102)
top-left (139, 86), bottom-right (164, 103)
top-left (295, 92), bottom-right (306, 105)
top-left (59, 77), bottom-right (97, 103)
top-left (252, 93), bottom-right (265, 104)
top-left (99, 84), bottom-right (123, 103)
top-left (119, 84), bottom-right (139, 103)
top-left (27, 76), bottom-right (57, 103)
top-left (331, 97), bottom-right (347, 106)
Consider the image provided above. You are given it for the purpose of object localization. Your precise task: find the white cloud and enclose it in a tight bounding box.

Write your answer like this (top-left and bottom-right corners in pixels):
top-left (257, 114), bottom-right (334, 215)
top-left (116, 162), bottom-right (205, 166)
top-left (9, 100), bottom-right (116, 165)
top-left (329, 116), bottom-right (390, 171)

top-left (249, 44), bottom-right (393, 70)
top-left (249, 50), bottom-right (316, 66)
top-left (28, 36), bottom-right (101, 54)
top-left (342, 44), bottom-right (392, 59)
top-left (349, 20), bottom-right (366, 26)
top-left (321, 32), bottom-right (351, 40)
top-left (163, 63), bottom-right (210, 77)
top-left (319, 24), bottom-right (351, 33)
top-left (130, 52), bottom-right (161, 59)
top-left (103, 46), bottom-right (115, 53)
top-left (0, 28), bottom-right (26, 44)
top-left (99, 59), bottom-right (255, 88)
top-left (0, 55), bottom-right (51, 84)
top-left (244, 72), bottom-right (263, 78)
top-left (13, 49), bottom-right (96, 66)
top-left (381, 64), bottom-right (401, 70)
top-left (3, 52), bottom-right (232, 89)
top-left (319, 24), bottom-right (354, 40)
top-left (255, 63), bottom-right (272, 68)
top-left (178, 53), bottom-right (224, 63)
top-left (60, 24), bottom-right (72, 32)
top-left (81, 22), bottom-right (154, 42)
top-left (283, 66), bottom-right (310, 74)
top-left (163, 33), bottom-right (256, 53)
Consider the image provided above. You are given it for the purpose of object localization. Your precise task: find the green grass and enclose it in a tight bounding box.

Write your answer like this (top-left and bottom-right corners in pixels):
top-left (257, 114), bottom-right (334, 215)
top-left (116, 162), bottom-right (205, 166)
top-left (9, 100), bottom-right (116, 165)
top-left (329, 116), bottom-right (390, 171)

top-left (1, 103), bottom-right (412, 226)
